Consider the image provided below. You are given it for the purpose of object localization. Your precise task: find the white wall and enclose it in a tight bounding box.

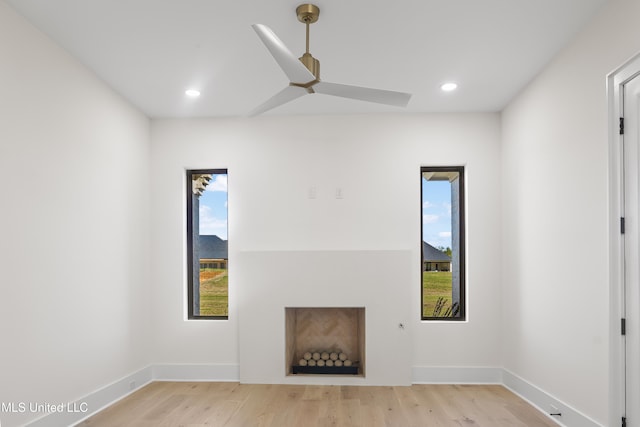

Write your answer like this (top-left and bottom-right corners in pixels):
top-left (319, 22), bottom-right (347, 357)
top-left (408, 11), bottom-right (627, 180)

top-left (150, 113), bottom-right (502, 374)
top-left (0, 3), bottom-right (150, 426)
top-left (501, 0), bottom-right (640, 424)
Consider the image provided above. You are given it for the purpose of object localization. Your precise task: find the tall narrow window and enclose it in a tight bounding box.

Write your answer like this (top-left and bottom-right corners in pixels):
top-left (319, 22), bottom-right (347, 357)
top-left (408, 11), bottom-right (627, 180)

top-left (187, 169), bottom-right (228, 319)
top-left (421, 166), bottom-right (465, 320)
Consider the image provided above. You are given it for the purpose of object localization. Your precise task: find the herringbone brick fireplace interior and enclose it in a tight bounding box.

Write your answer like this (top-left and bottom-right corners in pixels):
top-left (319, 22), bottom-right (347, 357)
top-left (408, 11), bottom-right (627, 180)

top-left (285, 307), bottom-right (365, 377)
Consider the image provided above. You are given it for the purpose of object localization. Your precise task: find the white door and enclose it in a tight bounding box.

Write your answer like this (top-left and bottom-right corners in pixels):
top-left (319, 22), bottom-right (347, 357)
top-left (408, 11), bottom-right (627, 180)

top-left (623, 72), bottom-right (640, 427)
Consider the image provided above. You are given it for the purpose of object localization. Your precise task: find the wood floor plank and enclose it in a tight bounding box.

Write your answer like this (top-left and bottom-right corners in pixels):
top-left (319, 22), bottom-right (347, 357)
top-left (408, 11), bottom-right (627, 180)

top-left (360, 405), bottom-right (387, 427)
top-left (77, 382), bottom-right (559, 427)
top-left (393, 386), bottom-right (437, 427)
top-left (409, 385), bottom-right (455, 427)
top-left (222, 384), bottom-right (274, 427)
top-left (367, 386), bottom-right (410, 427)
top-left (291, 400), bottom-right (322, 427)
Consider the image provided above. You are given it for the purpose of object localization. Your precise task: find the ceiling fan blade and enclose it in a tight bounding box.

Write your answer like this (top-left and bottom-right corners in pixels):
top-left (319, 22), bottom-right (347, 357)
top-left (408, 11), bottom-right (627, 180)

top-left (313, 81), bottom-right (411, 107)
top-left (252, 24), bottom-right (316, 84)
top-left (249, 85), bottom-right (308, 116)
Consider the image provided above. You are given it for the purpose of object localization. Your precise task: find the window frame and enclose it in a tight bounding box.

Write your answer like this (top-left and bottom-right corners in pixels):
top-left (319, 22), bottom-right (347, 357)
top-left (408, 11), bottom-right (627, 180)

top-left (420, 165), bottom-right (466, 321)
top-left (186, 168), bottom-right (228, 320)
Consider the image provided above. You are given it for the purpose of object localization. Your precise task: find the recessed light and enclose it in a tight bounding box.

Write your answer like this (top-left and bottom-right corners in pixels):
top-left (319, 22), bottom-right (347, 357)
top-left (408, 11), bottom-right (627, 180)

top-left (185, 89), bottom-right (201, 98)
top-left (441, 83), bottom-right (458, 92)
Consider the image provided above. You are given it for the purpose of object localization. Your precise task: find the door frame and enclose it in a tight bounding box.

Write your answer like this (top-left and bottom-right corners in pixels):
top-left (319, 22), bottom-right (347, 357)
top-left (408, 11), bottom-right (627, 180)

top-left (608, 52), bottom-right (640, 427)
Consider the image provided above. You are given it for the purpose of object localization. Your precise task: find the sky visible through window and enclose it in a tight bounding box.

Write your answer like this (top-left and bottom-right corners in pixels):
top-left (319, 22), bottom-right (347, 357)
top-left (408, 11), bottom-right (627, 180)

top-left (422, 177), bottom-right (452, 249)
top-left (199, 174), bottom-right (228, 239)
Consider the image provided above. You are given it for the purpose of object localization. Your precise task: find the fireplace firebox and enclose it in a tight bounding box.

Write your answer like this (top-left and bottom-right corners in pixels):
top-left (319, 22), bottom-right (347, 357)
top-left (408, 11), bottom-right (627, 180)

top-left (285, 307), bottom-right (365, 377)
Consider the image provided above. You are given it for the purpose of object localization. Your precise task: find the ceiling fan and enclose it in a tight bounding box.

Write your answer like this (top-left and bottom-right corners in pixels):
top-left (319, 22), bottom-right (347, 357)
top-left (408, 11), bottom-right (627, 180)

top-left (249, 4), bottom-right (412, 116)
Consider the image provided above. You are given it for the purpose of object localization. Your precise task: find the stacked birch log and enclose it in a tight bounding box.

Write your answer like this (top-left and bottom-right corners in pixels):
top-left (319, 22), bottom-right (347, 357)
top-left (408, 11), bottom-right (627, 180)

top-left (298, 349), bottom-right (353, 367)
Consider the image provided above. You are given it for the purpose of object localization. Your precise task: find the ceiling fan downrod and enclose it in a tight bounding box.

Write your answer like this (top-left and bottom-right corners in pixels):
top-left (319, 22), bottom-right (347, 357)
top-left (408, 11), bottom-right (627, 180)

top-left (296, 4), bottom-right (320, 81)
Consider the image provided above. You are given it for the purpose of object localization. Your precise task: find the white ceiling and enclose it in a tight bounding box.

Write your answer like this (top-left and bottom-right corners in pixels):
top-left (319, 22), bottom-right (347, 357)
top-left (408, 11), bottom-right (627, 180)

top-left (5, 0), bottom-right (608, 118)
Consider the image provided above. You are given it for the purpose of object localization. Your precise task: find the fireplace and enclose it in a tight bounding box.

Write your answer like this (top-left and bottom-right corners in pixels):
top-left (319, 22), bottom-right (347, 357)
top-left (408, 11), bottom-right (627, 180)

top-left (238, 250), bottom-right (412, 385)
top-left (285, 307), bottom-right (365, 377)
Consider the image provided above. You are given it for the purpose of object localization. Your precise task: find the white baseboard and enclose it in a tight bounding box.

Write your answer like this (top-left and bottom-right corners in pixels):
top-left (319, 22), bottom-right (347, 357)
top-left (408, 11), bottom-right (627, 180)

top-left (412, 366), bottom-right (503, 384)
top-left (412, 367), bottom-right (604, 427)
top-left (501, 369), bottom-right (603, 427)
top-left (23, 365), bottom-right (602, 427)
top-left (26, 366), bottom-right (153, 427)
top-left (153, 363), bottom-right (240, 382)
top-left (24, 364), bottom-right (238, 427)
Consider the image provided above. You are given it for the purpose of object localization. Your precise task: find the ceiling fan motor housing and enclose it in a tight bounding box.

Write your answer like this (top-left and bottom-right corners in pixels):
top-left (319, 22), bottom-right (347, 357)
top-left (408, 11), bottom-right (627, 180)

top-left (299, 52), bottom-right (320, 80)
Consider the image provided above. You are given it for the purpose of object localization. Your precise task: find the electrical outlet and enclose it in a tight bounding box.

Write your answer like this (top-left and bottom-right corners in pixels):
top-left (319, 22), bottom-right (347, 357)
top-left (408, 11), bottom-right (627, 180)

top-left (308, 186), bottom-right (317, 199)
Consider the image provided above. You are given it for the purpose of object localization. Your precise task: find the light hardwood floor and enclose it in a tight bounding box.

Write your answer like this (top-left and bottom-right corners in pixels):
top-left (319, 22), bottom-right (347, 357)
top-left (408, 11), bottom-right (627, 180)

top-left (77, 382), bottom-right (559, 426)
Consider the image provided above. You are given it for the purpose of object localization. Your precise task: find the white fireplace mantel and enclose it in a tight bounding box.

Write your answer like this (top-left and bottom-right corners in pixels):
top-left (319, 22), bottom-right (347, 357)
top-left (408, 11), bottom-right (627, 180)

top-left (236, 250), bottom-right (413, 385)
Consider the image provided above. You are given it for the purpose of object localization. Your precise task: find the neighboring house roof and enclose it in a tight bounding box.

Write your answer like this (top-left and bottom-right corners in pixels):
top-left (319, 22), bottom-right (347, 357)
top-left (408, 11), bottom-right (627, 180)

top-left (422, 241), bottom-right (451, 262)
top-left (199, 235), bottom-right (228, 259)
